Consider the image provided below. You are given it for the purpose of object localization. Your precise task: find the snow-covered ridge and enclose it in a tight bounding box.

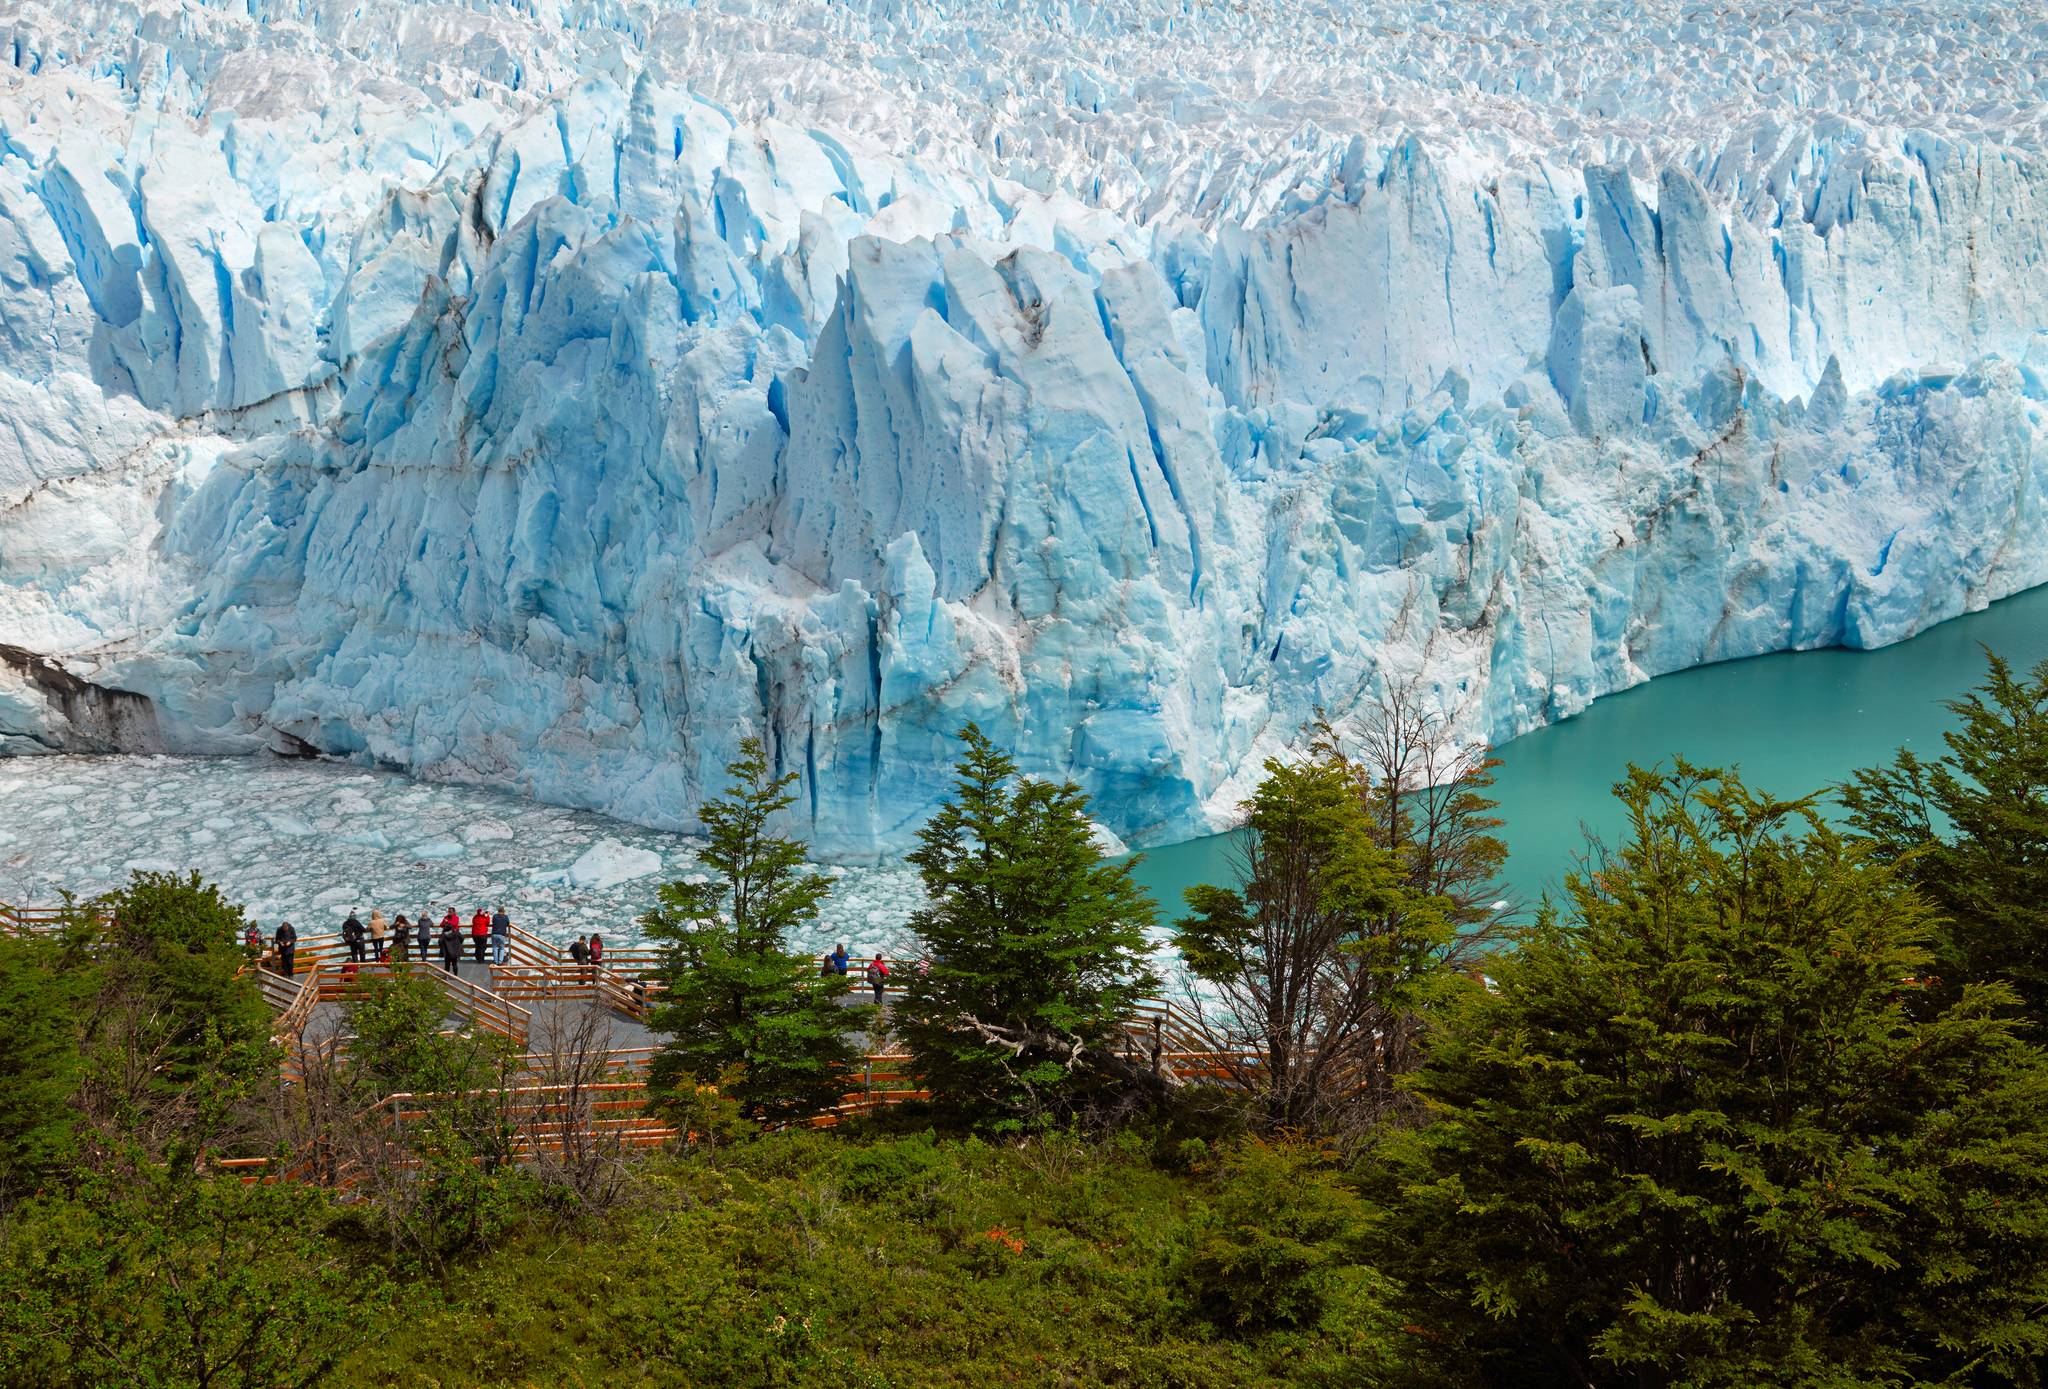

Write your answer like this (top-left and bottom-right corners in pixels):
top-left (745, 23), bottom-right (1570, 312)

top-left (2, 1), bottom-right (2045, 855)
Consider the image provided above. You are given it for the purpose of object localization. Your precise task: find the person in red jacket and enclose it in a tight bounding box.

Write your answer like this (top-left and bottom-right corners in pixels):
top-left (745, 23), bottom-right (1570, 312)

top-left (470, 907), bottom-right (491, 965)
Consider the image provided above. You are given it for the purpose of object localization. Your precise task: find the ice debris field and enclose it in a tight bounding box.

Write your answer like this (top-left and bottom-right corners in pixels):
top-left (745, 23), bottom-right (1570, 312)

top-left (1, 0), bottom-right (2046, 860)
top-left (0, 754), bottom-right (931, 955)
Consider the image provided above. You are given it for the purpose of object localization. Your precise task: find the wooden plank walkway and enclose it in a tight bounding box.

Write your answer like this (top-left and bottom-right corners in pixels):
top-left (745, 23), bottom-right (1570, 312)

top-left (6, 895), bottom-right (1251, 1181)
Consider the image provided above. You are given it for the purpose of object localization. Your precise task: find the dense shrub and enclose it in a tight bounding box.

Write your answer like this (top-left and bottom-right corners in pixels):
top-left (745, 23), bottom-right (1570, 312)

top-left (1177, 1141), bottom-right (1368, 1333)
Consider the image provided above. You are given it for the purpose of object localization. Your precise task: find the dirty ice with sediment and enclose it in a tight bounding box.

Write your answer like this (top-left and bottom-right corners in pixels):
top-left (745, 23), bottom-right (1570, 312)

top-left (1, 0), bottom-right (2045, 866)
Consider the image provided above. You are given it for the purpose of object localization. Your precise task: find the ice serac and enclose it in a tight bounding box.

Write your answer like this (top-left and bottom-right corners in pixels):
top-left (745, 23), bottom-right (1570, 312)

top-left (1, 1), bottom-right (2046, 854)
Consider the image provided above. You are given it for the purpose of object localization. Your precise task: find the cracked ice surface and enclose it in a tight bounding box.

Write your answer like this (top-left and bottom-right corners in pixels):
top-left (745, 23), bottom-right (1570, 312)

top-left (0, 754), bottom-right (928, 956)
top-left (1, 1), bottom-right (2046, 855)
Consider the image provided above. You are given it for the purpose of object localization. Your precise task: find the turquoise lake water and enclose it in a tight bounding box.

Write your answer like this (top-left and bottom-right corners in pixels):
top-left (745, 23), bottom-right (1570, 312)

top-left (1126, 585), bottom-right (2048, 921)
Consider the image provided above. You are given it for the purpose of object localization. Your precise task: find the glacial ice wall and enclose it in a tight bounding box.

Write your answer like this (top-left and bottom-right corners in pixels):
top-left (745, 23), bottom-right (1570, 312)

top-left (2, 0), bottom-right (2046, 853)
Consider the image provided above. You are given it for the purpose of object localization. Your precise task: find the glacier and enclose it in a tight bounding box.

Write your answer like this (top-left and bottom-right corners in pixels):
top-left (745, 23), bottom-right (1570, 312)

top-left (1, 0), bottom-right (2046, 856)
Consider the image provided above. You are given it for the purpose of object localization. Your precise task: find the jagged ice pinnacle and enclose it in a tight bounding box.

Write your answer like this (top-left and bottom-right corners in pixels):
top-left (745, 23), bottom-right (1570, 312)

top-left (1, 0), bottom-right (2045, 855)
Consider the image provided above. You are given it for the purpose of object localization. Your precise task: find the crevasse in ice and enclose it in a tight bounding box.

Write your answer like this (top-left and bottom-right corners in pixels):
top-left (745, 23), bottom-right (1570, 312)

top-left (1, 0), bottom-right (2045, 854)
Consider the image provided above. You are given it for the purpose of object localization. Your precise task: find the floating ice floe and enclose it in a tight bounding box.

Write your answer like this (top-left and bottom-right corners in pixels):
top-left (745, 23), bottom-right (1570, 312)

top-left (0, 755), bottom-right (930, 955)
top-left (566, 839), bottom-right (663, 890)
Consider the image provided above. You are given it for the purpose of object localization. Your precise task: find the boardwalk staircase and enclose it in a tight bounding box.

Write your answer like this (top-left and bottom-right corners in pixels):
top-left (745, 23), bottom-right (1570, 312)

top-left (8, 896), bottom-right (1248, 1188)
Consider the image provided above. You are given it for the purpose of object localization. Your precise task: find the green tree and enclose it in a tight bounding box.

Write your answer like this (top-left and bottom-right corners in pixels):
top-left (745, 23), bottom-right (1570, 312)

top-left (1842, 650), bottom-right (2048, 1020)
top-left (323, 971), bottom-right (530, 1272)
top-left (96, 872), bottom-right (273, 1086)
top-left (1370, 763), bottom-right (2048, 1388)
top-left (0, 1173), bottom-right (373, 1388)
top-left (72, 873), bottom-right (274, 1171)
top-left (642, 738), bottom-right (869, 1121)
top-left (0, 932), bottom-right (89, 1195)
top-left (896, 724), bottom-right (1161, 1123)
top-left (1178, 758), bottom-right (1471, 1134)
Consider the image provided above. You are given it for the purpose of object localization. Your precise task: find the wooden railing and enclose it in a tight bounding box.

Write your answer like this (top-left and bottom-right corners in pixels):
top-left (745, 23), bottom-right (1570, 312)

top-left (488, 960), bottom-right (650, 1018)
top-left (310, 960), bottom-right (533, 1046)
top-left (225, 1078), bottom-right (681, 1191)
top-left (0, 899), bottom-right (99, 935)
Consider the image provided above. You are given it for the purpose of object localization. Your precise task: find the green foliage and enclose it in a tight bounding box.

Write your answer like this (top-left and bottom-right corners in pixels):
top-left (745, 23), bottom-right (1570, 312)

top-left (324, 1130), bottom-right (1397, 1388)
top-left (334, 970), bottom-right (531, 1272)
top-left (643, 738), bottom-right (872, 1120)
top-left (0, 1173), bottom-right (375, 1388)
top-left (1177, 1140), bottom-right (1371, 1334)
top-left (1370, 762), bottom-right (2048, 1388)
top-left (1179, 757), bottom-right (1467, 1132)
top-left (896, 724), bottom-right (1161, 1122)
top-left (0, 872), bottom-right (282, 1198)
top-left (345, 966), bottom-right (517, 1100)
top-left (1843, 649), bottom-right (2048, 1021)
top-left (95, 871), bottom-right (274, 1092)
top-left (0, 932), bottom-right (88, 1195)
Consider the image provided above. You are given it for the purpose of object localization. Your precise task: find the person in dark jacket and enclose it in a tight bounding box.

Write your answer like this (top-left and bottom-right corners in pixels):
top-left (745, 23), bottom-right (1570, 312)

top-left (416, 909), bottom-right (435, 961)
top-left (490, 906), bottom-right (511, 966)
top-left (393, 915), bottom-right (412, 962)
top-left (342, 912), bottom-right (364, 963)
top-left (273, 920), bottom-right (297, 976)
top-left (438, 920), bottom-right (461, 973)
top-left (568, 936), bottom-right (589, 967)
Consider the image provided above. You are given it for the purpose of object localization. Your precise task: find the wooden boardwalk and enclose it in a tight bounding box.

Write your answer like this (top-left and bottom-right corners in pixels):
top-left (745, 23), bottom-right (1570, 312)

top-left (5, 897), bottom-right (1248, 1181)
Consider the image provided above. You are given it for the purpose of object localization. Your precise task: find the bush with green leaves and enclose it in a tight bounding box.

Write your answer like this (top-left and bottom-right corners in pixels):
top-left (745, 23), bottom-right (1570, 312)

top-left (0, 1171), bottom-right (376, 1389)
top-left (324, 970), bottom-right (532, 1272)
top-left (0, 931), bottom-right (89, 1195)
top-left (1371, 763), bottom-right (2048, 1388)
top-left (1177, 1140), bottom-right (1373, 1334)
top-left (1, 873), bottom-right (276, 1179)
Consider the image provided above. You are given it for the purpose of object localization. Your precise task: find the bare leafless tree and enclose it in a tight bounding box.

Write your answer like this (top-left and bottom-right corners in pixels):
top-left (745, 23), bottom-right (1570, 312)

top-left (524, 999), bottom-right (640, 1218)
top-left (1313, 675), bottom-right (1512, 950)
top-left (1176, 681), bottom-right (1512, 1141)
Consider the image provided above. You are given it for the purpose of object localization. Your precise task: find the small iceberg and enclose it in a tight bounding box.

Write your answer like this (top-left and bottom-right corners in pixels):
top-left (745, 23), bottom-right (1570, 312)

top-left (566, 838), bottom-right (662, 889)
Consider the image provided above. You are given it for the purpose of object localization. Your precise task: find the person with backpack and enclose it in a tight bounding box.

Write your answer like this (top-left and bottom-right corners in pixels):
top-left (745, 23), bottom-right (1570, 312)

top-left (470, 907), bottom-right (491, 965)
top-left (342, 911), bottom-right (364, 963)
top-left (490, 905), bottom-right (512, 965)
top-left (588, 935), bottom-right (604, 968)
top-left (568, 936), bottom-right (590, 968)
top-left (438, 918), bottom-right (462, 973)
top-left (242, 922), bottom-right (264, 963)
top-left (273, 920), bottom-right (297, 976)
top-left (864, 955), bottom-right (889, 1005)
